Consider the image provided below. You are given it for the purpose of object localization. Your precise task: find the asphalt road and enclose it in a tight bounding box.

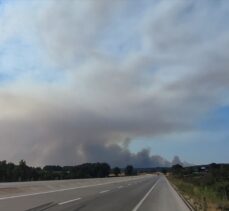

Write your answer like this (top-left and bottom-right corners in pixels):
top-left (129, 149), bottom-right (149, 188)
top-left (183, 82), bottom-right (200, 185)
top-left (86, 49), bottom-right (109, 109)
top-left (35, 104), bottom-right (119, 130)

top-left (0, 175), bottom-right (190, 211)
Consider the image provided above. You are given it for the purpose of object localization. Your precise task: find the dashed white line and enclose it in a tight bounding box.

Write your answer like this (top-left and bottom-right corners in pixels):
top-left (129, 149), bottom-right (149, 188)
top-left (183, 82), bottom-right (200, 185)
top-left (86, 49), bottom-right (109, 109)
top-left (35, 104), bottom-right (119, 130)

top-left (0, 176), bottom-right (152, 201)
top-left (58, 197), bottom-right (81, 205)
top-left (100, 190), bottom-right (110, 194)
top-left (118, 186), bottom-right (123, 189)
top-left (132, 179), bottom-right (160, 211)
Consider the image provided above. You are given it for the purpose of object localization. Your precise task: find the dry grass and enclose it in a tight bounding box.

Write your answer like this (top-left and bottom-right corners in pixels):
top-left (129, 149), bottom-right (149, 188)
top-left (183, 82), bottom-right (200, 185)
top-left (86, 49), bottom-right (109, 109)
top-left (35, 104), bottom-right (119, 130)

top-left (168, 176), bottom-right (229, 211)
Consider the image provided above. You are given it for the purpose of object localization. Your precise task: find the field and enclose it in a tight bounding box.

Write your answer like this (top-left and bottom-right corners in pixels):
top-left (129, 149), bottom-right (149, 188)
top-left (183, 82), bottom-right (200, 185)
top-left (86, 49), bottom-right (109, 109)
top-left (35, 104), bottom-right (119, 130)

top-left (167, 164), bottom-right (229, 211)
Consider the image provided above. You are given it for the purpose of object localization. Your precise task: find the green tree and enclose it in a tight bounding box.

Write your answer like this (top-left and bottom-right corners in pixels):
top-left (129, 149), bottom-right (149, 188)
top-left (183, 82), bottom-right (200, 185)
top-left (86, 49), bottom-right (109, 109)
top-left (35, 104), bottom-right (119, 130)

top-left (171, 164), bottom-right (183, 177)
top-left (18, 160), bottom-right (29, 181)
top-left (125, 165), bottom-right (134, 176)
top-left (113, 167), bottom-right (121, 176)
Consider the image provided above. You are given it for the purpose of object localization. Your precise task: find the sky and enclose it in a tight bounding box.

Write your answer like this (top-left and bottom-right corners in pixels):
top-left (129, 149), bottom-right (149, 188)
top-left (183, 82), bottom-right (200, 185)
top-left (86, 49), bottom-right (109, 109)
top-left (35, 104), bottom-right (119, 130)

top-left (0, 0), bottom-right (228, 167)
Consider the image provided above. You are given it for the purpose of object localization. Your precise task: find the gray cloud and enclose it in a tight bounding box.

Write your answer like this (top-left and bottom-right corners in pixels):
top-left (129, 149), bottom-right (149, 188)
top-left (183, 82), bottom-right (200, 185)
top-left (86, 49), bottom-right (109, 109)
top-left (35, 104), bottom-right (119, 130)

top-left (0, 0), bottom-right (228, 166)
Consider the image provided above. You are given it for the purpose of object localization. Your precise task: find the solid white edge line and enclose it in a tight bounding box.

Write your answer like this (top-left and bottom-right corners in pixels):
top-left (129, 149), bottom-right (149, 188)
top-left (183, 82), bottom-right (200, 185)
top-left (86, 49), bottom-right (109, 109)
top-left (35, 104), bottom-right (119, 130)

top-left (132, 179), bottom-right (160, 211)
top-left (163, 176), bottom-right (192, 210)
top-left (58, 197), bottom-right (81, 205)
top-left (0, 176), bottom-right (152, 201)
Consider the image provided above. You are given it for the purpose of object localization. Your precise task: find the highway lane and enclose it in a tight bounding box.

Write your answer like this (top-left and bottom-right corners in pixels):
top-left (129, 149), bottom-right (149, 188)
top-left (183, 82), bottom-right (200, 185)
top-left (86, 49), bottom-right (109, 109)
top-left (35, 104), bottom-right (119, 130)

top-left (0, 176), bottom-right (147, 198)
top-left (0, 175), bottom-right (190, 211)
top-left (133, 176), bottom-right (190, 211)
top-left (0, 175), bottom-right (152, 211)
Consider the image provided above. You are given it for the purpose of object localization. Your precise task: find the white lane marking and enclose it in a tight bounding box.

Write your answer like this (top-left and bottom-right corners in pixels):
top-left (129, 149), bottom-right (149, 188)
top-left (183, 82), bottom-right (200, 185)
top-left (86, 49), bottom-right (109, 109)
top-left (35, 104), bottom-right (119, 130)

top-left (132, 179), bottom-right (160, 211)
top-left (118, 186), bottom-right (123, 189)
top-left (100, 190), bottom-right (110, 194)
top-left (0, 176), bottom-right (152, 201)
top-left (58, 197), bottom-right (81, 205)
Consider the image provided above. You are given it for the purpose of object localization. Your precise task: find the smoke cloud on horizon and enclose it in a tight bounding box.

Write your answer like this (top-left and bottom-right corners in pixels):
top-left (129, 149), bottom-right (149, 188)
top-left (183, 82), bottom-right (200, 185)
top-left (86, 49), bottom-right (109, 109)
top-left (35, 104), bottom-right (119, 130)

top-left (0, 0), bottom-right (229, 166)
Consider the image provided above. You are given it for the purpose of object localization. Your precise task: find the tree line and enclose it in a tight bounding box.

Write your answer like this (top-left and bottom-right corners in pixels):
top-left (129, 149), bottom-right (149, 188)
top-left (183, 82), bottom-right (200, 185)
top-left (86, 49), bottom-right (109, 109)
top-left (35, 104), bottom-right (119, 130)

top-left (0, 160), bottom-right (136, 182)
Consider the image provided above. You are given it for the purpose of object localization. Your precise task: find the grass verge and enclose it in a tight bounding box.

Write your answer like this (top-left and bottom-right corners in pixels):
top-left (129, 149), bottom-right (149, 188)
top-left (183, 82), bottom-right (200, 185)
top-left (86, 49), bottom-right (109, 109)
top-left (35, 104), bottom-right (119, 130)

top-left (167, 175), bottom-right (229, 211)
